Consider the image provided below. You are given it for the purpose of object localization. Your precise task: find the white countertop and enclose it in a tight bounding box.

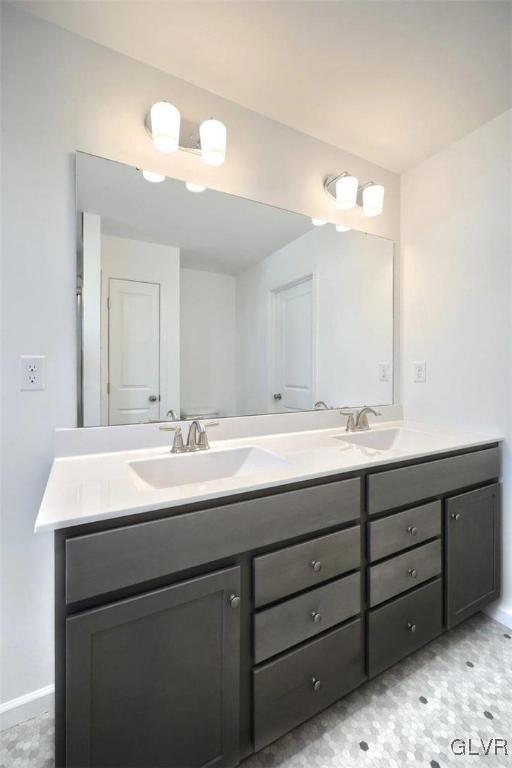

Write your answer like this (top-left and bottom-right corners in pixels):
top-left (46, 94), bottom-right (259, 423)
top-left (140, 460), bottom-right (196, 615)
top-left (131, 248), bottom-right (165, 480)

top-left (35, 420), bottom-right (501, 532)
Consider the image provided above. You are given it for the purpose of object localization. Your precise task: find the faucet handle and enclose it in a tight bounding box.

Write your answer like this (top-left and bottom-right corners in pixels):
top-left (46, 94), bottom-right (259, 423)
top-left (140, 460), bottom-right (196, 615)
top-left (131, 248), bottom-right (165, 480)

top-left (197, 422), bottom-right (219, 450)
top-left (339, 409), bottom-right (356, 432)
top-left (159, 424), bottom-right (184, 453)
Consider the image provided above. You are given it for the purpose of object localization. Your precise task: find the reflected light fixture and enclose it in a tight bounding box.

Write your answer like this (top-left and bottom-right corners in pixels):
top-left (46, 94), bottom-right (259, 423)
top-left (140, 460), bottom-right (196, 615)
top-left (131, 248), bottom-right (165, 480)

top-left (336, 224), bottom-right (351, 233)
top-left (362, 183), bottom-right (385, 217)
top-left (146, 102), bottom-right (227, 167)
top-left (311, 218), bottom-right (327, 226)
top-left (324, 173), bottom-right (385, 217)
top-left (186, 182), bottom-right (207, 193)
top-left (142, 169), bottom-right (165, 183)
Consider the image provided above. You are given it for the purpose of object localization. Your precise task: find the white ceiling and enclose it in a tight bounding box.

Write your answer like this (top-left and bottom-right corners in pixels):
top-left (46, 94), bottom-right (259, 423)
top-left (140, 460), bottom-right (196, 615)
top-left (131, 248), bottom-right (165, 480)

top-left (18, 1), bottom-right (512, 172)
top-left (77, 152), bottom-right (313, 274)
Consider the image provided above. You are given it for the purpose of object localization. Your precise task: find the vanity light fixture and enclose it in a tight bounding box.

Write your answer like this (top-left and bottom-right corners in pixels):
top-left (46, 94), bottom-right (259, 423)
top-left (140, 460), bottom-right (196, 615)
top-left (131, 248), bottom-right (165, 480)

top-left (185, 182), bottom-right (207, 193)
top-left (142, 169), bottom-right (165, 183)
top-left (311, 218), bottom-right (327, 226)
top-left (146, 102), bottom-right (227, 166)
top-left (324, 173), bottom-right (385, 217)
top-left (336, 224), bottom-right (351, 232)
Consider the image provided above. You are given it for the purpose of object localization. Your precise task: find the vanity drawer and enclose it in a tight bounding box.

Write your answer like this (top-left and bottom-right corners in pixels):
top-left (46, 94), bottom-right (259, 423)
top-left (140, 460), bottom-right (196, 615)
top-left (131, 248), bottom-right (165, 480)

top-left (369, 539), bottom-right (441, 607)
top-left (369, 578), bottom-right (443, 676)
top-left (65, 477), bottom-right (360, 603)
top-left (368, 501), bottom-right (441, 562)
top-left (254, 526), bottom-right (360, 607)
top-left (254, 618), bottom-right (364, 751)
top-left (254, 572), bottom-right (360, 663)
top-left (368, 446), bottom-right (500, 515)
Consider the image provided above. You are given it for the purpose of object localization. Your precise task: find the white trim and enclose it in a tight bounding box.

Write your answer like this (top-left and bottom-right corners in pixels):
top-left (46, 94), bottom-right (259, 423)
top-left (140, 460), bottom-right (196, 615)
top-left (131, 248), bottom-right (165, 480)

top-left (0, 685), bottom-right (54, 731)
top-left (485, 603), bottom-right (512, 630)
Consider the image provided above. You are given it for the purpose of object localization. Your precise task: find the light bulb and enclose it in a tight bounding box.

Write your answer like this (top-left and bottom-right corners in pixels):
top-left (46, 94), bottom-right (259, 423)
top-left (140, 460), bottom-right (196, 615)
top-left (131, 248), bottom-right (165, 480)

top-left (311, 218), bottom-right (327, 226)
top-left (200, 118), bottom-right (227, 166)
top-left (335, 174), bottom-right (358, 209)
top-left (185, 182), bottom-right (207, 193)
top-left (150, 101), bottom-right (180, 154)
top-left (142, 170), bottom-right (165, 183)
top-left (336, 224), bottom-right (351, 232)
top-left (363, 183), bottom-right (385, 217)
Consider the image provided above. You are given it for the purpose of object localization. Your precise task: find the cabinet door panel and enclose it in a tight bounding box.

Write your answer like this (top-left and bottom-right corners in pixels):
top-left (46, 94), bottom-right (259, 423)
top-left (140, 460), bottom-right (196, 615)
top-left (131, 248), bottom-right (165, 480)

top-left (446, 484), bottom-right (500, 628)
top-left (66, 567), bottom-right (240, 768)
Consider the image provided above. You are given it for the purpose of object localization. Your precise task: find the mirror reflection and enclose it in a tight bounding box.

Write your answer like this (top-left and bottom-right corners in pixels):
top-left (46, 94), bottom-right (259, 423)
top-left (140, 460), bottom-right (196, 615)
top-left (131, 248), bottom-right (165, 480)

top-left (77, 152), bottom-right (394, 426)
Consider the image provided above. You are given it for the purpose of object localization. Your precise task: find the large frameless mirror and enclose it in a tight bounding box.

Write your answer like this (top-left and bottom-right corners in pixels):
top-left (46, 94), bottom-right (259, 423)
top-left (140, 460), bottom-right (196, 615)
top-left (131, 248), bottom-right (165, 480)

top-left (76, 151), bottom-right (395, 427)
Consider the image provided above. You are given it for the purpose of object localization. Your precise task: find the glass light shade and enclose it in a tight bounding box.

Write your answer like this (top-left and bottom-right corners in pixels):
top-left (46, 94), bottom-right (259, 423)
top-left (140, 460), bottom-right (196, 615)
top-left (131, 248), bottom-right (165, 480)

top-left (336, 224), bottom-right (351, 232)
top-left (335, 175), bottom-right (358, 209)
top-left (311, 218), bottom-right (327, 226)
top-left (142, 170), bottom-right (165, 183)
top-left (200, 118), bottom-right (227, 166)
top-left (185, 182), bottom-right (207, 193)
top-left (150, 101), bottom-right (180, 154)
top-left (363, 183), bottom-right (385, 217)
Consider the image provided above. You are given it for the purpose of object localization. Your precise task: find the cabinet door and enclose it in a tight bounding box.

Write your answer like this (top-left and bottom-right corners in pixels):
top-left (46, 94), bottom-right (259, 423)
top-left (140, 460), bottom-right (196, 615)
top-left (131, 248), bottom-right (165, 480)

top-left (445, 484), bottom-right (500, 628)
top-left (66, 567), bottom-right (241, 768)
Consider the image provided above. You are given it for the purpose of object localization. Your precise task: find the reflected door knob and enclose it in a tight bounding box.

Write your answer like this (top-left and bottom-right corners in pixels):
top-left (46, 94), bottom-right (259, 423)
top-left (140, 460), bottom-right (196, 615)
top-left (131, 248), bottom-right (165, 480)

top-left (273, 393), bottom-right (282, 400)
top-left (148, 395), bottom-right (158, 402)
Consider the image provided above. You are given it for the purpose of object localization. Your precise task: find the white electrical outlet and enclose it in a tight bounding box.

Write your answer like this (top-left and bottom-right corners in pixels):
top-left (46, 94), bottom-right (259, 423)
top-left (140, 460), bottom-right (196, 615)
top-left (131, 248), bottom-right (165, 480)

top-left (413, 360), bottom-right (426, 383)
top-left (378, 362), bottom-right (390, 382)
top-left (19, 355), bottom-right (46, 390)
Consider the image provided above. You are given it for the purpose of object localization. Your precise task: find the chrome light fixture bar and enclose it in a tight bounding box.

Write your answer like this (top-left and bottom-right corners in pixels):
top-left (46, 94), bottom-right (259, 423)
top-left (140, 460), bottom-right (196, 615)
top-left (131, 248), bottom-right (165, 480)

top-left (324, 173), bottom-right (385, 217)
top-left (145, 101), bottom-right (227, 166)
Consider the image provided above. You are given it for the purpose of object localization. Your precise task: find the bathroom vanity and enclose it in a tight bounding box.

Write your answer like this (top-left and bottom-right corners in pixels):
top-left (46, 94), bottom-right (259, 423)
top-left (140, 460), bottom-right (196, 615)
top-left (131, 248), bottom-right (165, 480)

top-left (38, 425), bottom-right (501, 768)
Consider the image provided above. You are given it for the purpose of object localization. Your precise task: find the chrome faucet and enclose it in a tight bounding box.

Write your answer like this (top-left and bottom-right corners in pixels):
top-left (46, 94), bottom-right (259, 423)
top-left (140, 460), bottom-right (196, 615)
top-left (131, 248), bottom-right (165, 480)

top-left (354, 406), bottom-right (381, 431)
top-left (159, 424), bottom-right (185, 453)
top-left (339, 406), bottom-right (381, 432)
top-left (314, 400), bottom-right (330, 410)
top-left (186, 420), bottom-right (219, 451)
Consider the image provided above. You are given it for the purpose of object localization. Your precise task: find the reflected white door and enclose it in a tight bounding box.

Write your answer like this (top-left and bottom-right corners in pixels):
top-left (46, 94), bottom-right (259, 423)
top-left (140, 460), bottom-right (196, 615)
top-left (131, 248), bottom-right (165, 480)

top-left (108, 278), bottom-right (160, 425)
top-left (273, 276), bottom-right (314, 410)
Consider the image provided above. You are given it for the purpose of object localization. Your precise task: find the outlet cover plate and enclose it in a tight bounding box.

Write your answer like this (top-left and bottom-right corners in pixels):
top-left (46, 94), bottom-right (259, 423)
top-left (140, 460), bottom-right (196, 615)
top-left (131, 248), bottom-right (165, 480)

top-left (19, 355), bottom-right (46, 390)
top-left (413, 360), bottom-right (426, 383)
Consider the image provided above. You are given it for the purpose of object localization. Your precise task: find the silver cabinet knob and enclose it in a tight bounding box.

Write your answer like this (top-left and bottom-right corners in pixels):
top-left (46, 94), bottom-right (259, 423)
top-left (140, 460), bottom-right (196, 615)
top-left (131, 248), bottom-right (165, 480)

top-left (311, 559), bottom-right (322, 572)
top-left (451, 512), bottom-right (461, 521)
top-left (273, 393), bottom-right (282, 400)
top-left (311, 676), bottom-right (322, 692)
top-left (229, 594), bottom-right (240, 609)
top-left (408, 568), bottom-right (418, 578)
top-left (407, 621), bottom-right (417, 633)
top-left (148, 395), bottom-right (158, 402)
top-left (407, 525), bottom-right (418, 536)
top-left (311, 610), bottom-right (322, 624)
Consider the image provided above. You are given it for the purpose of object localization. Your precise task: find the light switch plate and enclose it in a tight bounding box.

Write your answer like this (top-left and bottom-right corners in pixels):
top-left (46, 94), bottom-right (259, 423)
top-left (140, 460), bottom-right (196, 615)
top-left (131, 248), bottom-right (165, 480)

top-left (378, 363), bottom-right (390, 382)
top-left (19, 355), bottom-right (46, 390)
top-left (413, 360), bottom-right (426, 383)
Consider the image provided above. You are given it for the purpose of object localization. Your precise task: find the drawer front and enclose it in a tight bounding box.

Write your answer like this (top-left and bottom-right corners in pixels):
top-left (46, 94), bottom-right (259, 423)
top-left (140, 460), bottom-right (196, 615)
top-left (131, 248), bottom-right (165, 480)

top-left (369, 578), bottom-right (443, 676)
top-left (254, 619), bottom-right (364, 751)
top-left (369, 540), bottom-right (441, 607)
top-left (254, 526), bottom-right (360, 607)
top-left (369, 501), bottom-right (441, 562)
top-left (65, 477), bottom-right (361, 603)
top-left (368, 447), bottom-right (500, 515)
top-left (254, 572), bottom-right (361, 663)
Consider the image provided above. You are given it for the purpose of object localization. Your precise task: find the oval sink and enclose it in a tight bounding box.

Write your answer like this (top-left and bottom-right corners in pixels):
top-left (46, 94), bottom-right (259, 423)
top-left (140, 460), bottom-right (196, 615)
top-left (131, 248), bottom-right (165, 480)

top-left (129, 446), bottom-right (289, 489)
top-left (336, 427), bottom-right (444, 452)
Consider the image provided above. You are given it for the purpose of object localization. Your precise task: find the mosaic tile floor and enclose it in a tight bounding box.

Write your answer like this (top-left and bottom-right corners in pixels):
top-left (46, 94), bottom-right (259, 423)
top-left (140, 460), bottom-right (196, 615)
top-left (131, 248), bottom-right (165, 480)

top-left (1, 613), bottom-right (510, 768)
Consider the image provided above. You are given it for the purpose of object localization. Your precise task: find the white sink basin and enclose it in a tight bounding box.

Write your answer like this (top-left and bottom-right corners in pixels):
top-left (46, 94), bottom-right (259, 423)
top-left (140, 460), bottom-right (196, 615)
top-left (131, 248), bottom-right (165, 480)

top-left (336, 427), bottom-right (443, 452)
top-left (129, 446), bottom-right (289, 489)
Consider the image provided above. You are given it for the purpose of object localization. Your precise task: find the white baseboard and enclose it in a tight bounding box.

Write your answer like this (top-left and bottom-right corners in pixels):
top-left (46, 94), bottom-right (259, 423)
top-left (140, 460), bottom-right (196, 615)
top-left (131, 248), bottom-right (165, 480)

top-left (0, 685), bottom-right (54, 731)
top-left (485, 603), bottom-right (512, 630)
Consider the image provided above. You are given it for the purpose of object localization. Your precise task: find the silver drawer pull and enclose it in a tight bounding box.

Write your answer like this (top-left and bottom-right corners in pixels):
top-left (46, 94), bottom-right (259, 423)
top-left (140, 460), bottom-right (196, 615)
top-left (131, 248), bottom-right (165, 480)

top-left (311, 676), bottom-right (322, 692)
top-left (229, 594), bottom-right (241, 609)
top-left (407, 621), bottom-right (417, 633)
top-left (311, 559), bottom-right (322, 572)
top-left (407, 525), bottom-right (418, 536)
top-left (451, 512), bottom-right (461, 521)
top-left (408, 568), bottom-right (418, 578)
top-left (311, 610), bottom-right (322, 624)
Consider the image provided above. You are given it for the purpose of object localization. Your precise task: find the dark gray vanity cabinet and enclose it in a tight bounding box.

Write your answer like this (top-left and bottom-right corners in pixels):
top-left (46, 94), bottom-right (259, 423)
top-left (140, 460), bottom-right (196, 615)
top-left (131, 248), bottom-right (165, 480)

top-left (56, 444), bottom-right (501, 768)
top-left (445, 484), bottom-right (500, 628)
top-left (65, 567), bottom-right (241, 768)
